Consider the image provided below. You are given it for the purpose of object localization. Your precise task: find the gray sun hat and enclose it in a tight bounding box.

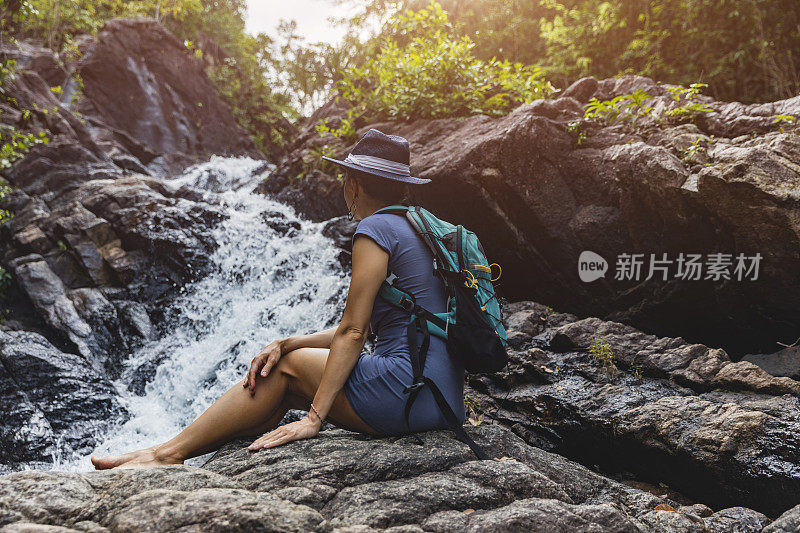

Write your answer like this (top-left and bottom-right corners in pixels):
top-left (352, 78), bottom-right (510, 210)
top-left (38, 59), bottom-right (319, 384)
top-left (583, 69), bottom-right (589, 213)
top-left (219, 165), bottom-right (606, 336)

top-left (321, 128), bottom-right (431, 184)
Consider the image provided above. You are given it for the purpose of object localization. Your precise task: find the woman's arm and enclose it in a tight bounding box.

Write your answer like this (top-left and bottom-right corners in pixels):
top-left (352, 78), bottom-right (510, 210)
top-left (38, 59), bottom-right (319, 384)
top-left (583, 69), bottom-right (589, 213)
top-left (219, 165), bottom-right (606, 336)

top-left (250, 234), bottom-right (389, 446)
top-left (243, 326), bottom-right (340, 395)
top-left (280, 325), bottom-right (338, 352)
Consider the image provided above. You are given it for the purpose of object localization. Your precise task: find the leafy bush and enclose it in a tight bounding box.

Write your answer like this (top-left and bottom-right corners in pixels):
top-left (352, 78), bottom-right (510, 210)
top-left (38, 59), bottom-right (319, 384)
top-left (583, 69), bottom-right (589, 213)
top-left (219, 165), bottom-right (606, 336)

top-left (583, 88), bottom-right (654, 127)
top-left (661, 82), bottom-right (713, 123)
top-left (581, 82), bottom-right (714, 131)
top-left (0, 58), bottom-right (49, 168)
top-left (772, 114), bottom-right (797, 134)
top-left (537, 0), bottom-right (800, 103)
top-left (0, 128), bottom-right (49, 169)
top-left (15, 0), bottom-right (202, 50)
top-left (328, 0), bottom-right (556, 127)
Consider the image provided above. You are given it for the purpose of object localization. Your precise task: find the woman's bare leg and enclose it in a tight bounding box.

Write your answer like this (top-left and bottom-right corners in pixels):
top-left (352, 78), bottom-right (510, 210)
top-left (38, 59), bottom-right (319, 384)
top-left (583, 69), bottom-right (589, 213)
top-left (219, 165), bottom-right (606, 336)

top-left (90, 347), bottom-right (376, 469)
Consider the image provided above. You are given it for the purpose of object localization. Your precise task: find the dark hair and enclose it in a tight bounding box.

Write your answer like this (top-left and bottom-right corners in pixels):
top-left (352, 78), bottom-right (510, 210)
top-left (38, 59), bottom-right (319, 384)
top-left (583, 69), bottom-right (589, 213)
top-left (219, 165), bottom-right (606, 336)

top-left (346, 167), bottom-right (415, 205)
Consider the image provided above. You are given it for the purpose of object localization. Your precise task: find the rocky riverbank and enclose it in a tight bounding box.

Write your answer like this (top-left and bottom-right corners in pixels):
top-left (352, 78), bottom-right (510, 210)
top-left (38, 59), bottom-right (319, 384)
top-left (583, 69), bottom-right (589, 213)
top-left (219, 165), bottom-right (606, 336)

top-left (3, 296), bottom-right (800, 530)
top-left (2, 16), bottom-right (800, 533)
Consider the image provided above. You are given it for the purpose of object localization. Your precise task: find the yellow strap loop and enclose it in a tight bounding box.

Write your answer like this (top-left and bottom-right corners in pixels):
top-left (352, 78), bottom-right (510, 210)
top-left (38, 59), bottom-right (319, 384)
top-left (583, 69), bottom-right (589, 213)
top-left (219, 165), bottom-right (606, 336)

top-left (489, 262), bottom-right (502, 282)
top-left (461, 269), bottom-right (478, 288)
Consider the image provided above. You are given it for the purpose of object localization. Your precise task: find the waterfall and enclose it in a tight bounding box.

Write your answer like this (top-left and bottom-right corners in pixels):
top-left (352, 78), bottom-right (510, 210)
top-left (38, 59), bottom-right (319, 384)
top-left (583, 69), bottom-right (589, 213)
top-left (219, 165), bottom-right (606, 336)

top-left (55, 156), bottom-right (350, 470)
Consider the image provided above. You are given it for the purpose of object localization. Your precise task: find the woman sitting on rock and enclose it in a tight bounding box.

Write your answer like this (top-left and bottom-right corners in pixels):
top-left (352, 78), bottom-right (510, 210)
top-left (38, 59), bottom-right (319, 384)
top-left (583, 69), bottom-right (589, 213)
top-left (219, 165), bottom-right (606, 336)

top-left (91, 129), bottom-right (466, 469)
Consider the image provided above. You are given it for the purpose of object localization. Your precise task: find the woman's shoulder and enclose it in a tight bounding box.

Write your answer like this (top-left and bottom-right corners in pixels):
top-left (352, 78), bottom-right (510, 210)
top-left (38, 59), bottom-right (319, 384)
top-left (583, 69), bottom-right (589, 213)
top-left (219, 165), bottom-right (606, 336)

top-left (352, 213), bottom-right (403, 254)
top-left (364, 211), bottom-right (403, 223)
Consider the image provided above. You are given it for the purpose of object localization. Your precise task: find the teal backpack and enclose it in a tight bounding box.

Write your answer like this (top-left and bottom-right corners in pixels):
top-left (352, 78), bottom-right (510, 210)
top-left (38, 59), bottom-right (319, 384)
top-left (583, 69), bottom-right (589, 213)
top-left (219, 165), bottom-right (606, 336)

top-left (371, 204), bottom-right (508, 459)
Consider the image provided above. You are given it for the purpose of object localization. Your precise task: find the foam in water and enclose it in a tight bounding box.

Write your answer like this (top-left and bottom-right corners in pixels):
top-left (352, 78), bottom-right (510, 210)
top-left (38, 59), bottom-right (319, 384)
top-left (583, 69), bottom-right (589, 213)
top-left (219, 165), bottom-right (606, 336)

top-left (53, 156), bottom-right (349, 471)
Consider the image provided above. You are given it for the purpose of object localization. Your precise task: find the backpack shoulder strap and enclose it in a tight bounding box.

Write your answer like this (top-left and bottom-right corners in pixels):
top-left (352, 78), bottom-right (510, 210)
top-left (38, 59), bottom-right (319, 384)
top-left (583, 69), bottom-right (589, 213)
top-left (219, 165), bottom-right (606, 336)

top-left (379, 274), bottom-right (448, 333)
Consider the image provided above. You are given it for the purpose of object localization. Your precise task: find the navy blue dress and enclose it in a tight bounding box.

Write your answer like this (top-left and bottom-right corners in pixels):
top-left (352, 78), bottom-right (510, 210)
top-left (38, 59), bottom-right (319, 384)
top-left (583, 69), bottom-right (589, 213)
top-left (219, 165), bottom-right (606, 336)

top-left (343, 212), bottom-right (466, 435)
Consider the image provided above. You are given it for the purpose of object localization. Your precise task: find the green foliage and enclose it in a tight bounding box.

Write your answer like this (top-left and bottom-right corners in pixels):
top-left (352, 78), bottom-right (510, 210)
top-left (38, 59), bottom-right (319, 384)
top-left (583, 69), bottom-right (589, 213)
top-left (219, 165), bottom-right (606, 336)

top-left (0, 180), bottom-right (12, 224)
top-left (677, 137), bottom-right (707, 163)
top-left (566, 120), bottom-right (587, 145)
top-left (0, 128), bottom-right (49, 169)
top-left (537, 0), bottom-right (800, 103)
top-left (0, 59), bottom-right (17, 98)
top-left (1, 57), bottom-right (50, 168)
top-left (15, 0), bottom-right (202, 50)
top-left (662, 83), bottom-right (713, 123)
top-left (162, 1), bottom-right (298, 157)
top-left (581, 82), bottom-right (713, 132)
top-left (664, 82), bottom-right (707, 102)
top-left (772, 114), bottom-right (797, 134)
top-left (583, 88), bottom-right (654, 127)
top-left (206, 55), bottom-right (296, 157)
top-left (297, 143), bottom-right (338, 181)
top-left (539, 0), bottom-right (628, 85)
top-left (315, 114), bottom-right (358, 143)
top-left (329, 0), bottom-right (556, 126)
top-left (0, 177), bottom-right (14, 307)
top-left (588, 334), bottom-right (616, 376)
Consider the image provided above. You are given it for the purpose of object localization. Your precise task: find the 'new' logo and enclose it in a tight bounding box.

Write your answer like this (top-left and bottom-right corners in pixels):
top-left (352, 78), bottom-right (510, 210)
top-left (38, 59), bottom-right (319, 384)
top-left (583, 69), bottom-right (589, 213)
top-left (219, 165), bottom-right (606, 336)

top-left (578, 251), bottom-right (608, 282)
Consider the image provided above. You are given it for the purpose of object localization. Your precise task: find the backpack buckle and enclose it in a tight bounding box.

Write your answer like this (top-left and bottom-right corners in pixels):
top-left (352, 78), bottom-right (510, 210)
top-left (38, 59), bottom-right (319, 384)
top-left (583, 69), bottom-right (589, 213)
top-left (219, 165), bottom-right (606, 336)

top-left (398, 296), bottom-right (415, 312)
top-left (404, 380), bottom-right (426, 394)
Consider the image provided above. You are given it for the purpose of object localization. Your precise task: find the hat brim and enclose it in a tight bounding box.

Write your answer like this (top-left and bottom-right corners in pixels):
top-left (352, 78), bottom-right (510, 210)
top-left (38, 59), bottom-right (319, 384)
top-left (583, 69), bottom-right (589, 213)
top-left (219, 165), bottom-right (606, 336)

top-left (321, 155), bottom-right (431, 184)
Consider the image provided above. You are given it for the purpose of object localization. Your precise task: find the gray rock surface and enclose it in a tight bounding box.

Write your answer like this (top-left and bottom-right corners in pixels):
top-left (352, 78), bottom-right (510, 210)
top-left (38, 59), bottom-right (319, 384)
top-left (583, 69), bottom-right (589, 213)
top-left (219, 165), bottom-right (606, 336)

top-left (74, 18), bottom-right (262, 161)
top-left (468, 301), bottom-right (800, 517)
top-left (743, 346), bottom-right (800, 381)
top-left (0, 424), bottom-right (778, 532)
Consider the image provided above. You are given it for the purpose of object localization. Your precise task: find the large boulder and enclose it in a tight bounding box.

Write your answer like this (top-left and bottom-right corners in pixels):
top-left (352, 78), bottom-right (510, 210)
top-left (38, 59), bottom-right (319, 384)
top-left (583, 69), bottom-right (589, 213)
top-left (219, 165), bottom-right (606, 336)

top-left (0, 424), bottom-right (780, 532)
top-left (75, 17), bottom-right (262, 161)
top-left (467, 300), bottom-right (800, 518)
top-left (266, 76), bottom-right (800, 356)
top-left (0, 329), bottom-right (124, 472)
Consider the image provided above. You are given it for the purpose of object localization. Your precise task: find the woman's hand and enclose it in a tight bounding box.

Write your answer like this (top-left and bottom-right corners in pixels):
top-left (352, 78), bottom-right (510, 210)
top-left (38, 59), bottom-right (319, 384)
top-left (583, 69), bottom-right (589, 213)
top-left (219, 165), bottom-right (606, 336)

top-left (242, 338), bottom-right (285, 395)
top-left (247, 416), bottom-right (322, 451)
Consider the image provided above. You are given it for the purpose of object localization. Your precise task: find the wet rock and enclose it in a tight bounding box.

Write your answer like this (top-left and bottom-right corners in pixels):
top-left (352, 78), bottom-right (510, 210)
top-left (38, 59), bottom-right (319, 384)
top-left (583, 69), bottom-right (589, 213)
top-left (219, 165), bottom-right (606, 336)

top-left (702, 506), bottom-right (771, 532)
top-left (764, 504), bottom-right (800, 532)
top-left (1, 168), bottom-right (229, 359)
top-left (260, 211), bottom-right (302, 236)
top-left (257, 168), bottom-right (345, 222)
top-left (0, 330), bottom-right (124, 471)
top-left (6, 254), bottom-right (99, 362)
top-left (467, 305), bottom-right (800, 518)
top-left (321, 215), bottom-right (359, 267)
top-left (321, 215), bottom-right (359, 252)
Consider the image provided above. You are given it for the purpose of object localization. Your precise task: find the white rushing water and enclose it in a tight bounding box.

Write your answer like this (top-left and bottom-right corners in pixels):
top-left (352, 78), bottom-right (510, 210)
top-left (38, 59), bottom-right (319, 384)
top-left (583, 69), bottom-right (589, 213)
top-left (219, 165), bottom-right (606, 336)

top-left (56, 156), bottom-right (350, 471)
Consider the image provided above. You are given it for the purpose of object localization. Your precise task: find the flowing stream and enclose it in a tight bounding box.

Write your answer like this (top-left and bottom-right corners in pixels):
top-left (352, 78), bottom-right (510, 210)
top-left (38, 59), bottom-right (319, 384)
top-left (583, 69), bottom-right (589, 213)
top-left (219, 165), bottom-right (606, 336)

top-left (56, 156), bottom-right (350, 470)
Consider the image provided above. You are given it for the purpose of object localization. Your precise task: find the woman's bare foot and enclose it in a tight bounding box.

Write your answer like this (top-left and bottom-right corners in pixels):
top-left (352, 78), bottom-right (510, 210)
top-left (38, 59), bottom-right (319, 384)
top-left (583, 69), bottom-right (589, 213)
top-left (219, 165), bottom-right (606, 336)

top-left (91, 444), bottom-right (183, 470)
